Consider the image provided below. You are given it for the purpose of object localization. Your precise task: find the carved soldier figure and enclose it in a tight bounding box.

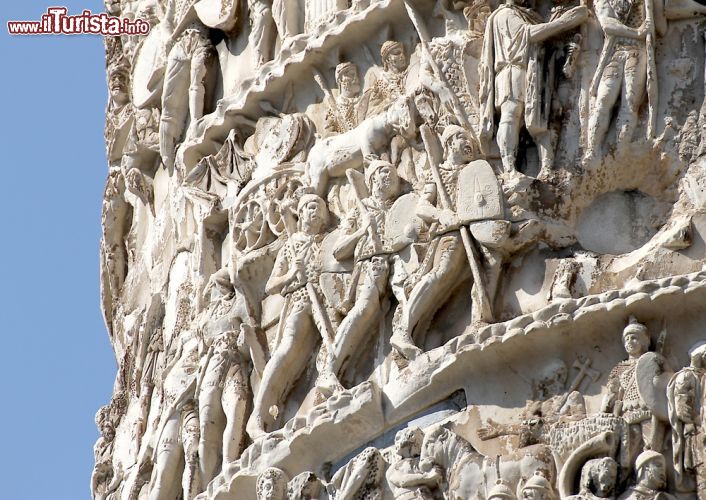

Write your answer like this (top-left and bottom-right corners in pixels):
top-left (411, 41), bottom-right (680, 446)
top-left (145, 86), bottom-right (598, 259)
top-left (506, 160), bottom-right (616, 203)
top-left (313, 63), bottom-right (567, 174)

top-left (586, 0), bottom-right (668, 160)
top-left (248, 0), bottom-right (276, 67)
top-left (246, 194), bottom-right (331, 437)
top-left (393, 126), bottom-right (510, 357)
top-left (287, 471), bottom-right (325, 500)
top-left (324, 62), bottom-right (370, 135)
top-left (521, 472), bottom-right (557, 500)
top-left (149, 397), bottom-right (201, 500)
top-left (667, 341), bottom-right (706, 496)
top-left (100, 167), bottom-right (130, 330)
top-left (196, 322), bottom-right (250, 486)
top-left (149, 330), bottom-right (202, 500)
top-left (465, 0), bottom-right (493, 43)
top-left (488, 479), bottom-right (518, 500)
top-left (256, 467), bottom-right (289, 500)
top-left (122, 107), bottom-right (161, 174)
top-left (566, 457), bottom-right (619, 499)
top-left (618, 450), bottom-right (675, 500)
top-left (134, 326), bottom-right (164, 451)
top-left (392, 126), bottom-right (471, 358)
top-left (368, 41), bottom-right (410, 116)
top-left (330, 160), bottom-right (410, 381)
top-left (479, 0), bottom-right (587, 173)
top-left (91, 406), bottom-right (121, 500)
top-left (418, 1), bottom-right (482, 133)
top-left (537, 0), bottom-right (584, 176)
top-left (386, 427), bottom-right (437, 499)
top-left (601, 317), bottom-right (668, 463)
top-left (105, 63), bottom-right (132, 150)
top-left (159, 0), bottom-right (213, 169)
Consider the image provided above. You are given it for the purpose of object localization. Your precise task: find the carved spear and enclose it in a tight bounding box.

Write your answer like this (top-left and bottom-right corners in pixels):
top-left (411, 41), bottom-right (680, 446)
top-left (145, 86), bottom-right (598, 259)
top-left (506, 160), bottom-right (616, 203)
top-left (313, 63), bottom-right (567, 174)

top-left (419, 124), bottom-right (493, 322)
top-left (401, 0), bottom-right (480, 147)
top-left (644, 0), bottom-right (658, 139)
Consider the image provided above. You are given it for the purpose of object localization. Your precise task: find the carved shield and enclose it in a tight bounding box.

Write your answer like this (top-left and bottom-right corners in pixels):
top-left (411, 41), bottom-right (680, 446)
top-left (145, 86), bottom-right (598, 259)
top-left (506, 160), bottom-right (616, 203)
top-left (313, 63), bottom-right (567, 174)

top-left (320, 229), bottom-right (353, 273)
top-left (456, 159), bottom-right (504, 223)
top-left (636, 352), bottom-right (674, 422)
top-left (131, 28), bottom-right (165, 108)
top-left (254, 115), bottom-right (302, 174)
top-left (195, 0), bottom-right (239, 31)
top-left (385, 193), bottom-right (423, 242)
top-left (385, 193), bottom-right (423, 274)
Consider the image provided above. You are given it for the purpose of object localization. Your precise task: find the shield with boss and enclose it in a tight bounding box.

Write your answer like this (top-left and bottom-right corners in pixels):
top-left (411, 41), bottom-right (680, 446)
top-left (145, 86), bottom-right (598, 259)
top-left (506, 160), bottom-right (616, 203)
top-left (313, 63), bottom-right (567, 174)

top-left (385, 193), bottom-right (423, 274)
top-left (455, 159), bottom-right (504, 223)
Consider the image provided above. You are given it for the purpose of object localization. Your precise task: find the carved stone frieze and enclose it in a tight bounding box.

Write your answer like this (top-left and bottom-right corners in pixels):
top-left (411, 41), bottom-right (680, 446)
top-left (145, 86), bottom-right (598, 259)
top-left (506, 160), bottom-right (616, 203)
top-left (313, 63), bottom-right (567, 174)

top-left (96, 0), bottom-right (706, 498)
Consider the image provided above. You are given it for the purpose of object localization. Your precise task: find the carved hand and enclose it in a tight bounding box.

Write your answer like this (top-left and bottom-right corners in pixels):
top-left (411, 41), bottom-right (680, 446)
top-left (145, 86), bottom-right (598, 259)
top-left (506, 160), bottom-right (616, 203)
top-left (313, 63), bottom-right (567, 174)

top-left (438, 210), bottom-right (459, 229)
top-left (637, 20), bottom-right (651, 40)
top-left (477, 419), bottom-right (501, 440)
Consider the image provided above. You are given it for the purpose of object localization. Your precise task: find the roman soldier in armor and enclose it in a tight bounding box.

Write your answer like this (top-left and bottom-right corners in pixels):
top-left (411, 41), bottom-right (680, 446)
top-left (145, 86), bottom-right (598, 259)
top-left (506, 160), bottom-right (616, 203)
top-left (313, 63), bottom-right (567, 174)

top-left (324, 62), bottom-right (370, 135)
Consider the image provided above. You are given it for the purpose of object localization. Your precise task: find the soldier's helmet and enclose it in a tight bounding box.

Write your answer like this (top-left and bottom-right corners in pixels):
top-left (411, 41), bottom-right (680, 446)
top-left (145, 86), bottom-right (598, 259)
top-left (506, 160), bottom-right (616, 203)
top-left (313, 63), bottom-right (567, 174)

top-left (488, 478), bottom-right (516, 499)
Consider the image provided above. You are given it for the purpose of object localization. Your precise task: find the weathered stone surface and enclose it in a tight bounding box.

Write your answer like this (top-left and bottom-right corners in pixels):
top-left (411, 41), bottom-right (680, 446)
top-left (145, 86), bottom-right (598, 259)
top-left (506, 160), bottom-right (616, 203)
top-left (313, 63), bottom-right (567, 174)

top-left (95, 0), bottom-right (706, 498)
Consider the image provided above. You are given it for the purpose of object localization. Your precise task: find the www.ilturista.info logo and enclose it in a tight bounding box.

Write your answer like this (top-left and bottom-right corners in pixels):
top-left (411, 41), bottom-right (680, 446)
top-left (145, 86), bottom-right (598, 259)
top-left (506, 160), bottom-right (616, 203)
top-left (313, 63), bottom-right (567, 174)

top-left (7, 7), bottom-right (150, 35)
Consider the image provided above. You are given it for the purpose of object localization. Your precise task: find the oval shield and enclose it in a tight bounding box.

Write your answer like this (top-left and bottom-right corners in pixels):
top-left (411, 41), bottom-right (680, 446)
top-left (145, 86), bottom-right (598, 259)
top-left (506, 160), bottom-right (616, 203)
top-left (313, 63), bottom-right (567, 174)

top-left (385, 193), bottom-right (423, 242)
top-left (385, 193), bottom-right (423, 274)
top-left (636, 352), bottom-right (674, 422)
top-left (456, 159), bottom-right (504, 223)
top-left (321, 229), bottom-right (353, 273)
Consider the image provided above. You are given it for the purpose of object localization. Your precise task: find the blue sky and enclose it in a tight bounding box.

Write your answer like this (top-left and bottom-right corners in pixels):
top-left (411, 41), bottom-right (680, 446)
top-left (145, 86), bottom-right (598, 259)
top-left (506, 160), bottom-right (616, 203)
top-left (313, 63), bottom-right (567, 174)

top-left (1, 2), bottom-right (117, 498)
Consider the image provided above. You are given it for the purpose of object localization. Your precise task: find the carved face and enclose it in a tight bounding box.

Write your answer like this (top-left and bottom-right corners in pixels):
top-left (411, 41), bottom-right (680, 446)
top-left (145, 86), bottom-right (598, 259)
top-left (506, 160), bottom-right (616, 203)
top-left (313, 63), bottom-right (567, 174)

top-left (623, 332), bottom-right (648, 357)
top-left (522, 488), bottom-right (550, 500)
top-left (372, 165), bottom-right (400, 200)
top-left (109, 73), bottom-right (129, 106)
top-left (446, 133), bottom-right (473, 164)
top-left (384, 45), bottom-right (407, 73)
top-left (257, 470), bottom-right (286, 500)
top-left (593, 460), bottom-right (617, 497)
top-left (298, 199), bottom-right (327, 234)
top-left (395, 428), bottom-right (422, 458)
top-left (337, 66), bottom-right (361, 98)
top-left (640, 457), bottom-right (666, 490)
top-left (474, 6), bottom-right (492, 31)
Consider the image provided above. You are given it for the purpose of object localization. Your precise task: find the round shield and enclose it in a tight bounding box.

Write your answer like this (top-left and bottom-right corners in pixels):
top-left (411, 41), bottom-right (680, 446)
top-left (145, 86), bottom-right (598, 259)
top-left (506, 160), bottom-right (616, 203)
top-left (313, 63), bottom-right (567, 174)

top-left (385, 193), bottom-right (423, 242)
top-left (131, 27), bottom-right (166, 108)
top-left (320, 229), bottom-right (353, 273)
top-left (636, 352), bottom-right (674, 422)
top-left (195, 0), bottom-right (239, 31)
top-left (456, 159), bottom-right (504, 223)
top-left (255, 115), bottom-right (302, 173)
top-left (385, 193), bottom-right (423, 274)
